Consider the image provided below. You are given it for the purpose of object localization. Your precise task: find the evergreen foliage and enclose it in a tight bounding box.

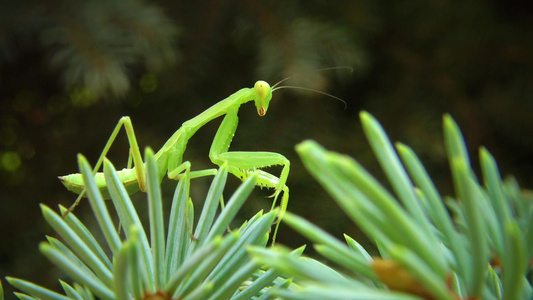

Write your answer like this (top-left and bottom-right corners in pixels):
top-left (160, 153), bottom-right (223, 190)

top-left (250, 113), bottom-right (533, 299)
top-left (4, 149), bottom-right (290, 299)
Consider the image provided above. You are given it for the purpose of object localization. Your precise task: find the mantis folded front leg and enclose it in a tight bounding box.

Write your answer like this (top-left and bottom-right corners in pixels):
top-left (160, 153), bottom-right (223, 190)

top-left (60, 80), bottom-right (289, 243)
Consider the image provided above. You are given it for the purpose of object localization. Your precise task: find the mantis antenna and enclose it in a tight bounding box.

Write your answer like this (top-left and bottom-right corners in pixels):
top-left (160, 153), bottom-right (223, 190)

top-left (271, 66), bottom-right (353, 109)
top-left (272, 85), bottom-right (348, 110)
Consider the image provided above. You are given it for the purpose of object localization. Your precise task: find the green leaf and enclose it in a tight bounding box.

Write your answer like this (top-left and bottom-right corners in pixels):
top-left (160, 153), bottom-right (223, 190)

top-left (235, 246), bottom-right (301, 300)
top-left (208, 261), bottom-right (259, 300)
top-left (296, 140), bottom-right (446, 276)
top-left (144, 148), bottom-right (166, 290)
top-left (450, 158), bottom-right (489, 296)
top-left (73, 284), bottom-right (94, 300)
top-left (59, 280), bottom-right (84, 300)
top-left (164, 235), bottom-right (224, 294)
top-left (205, 172), bottom-right (258, 242)
top-left (396, 143), bottom-right (467, 272)
top-left (387, 244), bottom-right (452, 300)
top-left (6, 277), bottom-right (73, 300)
top-left (165, 171), bottom-right (192, 280)
top-left (273, 283), bottom-right (420, 300)
top-left (204, 211), bottom-right (277, 295)
top-left (128, 227), bottom-right (145, 299)
top-left (256, 278), bottom-right (292, 300)
top-left (479, 147), bottom-right (511, 226)
top-left (502, 221), bottom-right (528, 300)
top-left (250, 246), bottom-right (358, 287)
top-left (182, 282), bottom-right (214, 300)
top-left (282, 212), bottom-right (374, 279)
top-left (13, 292), bottom-right (39, 300)
top-left (103, 158), bottom-right (154, 289)
top-left (77, 154), bottom-right (122, 254)
top-left (344, 234), bottom-right (372, 262)
top-left (40, 205), bottom-right (113, 285)
top-left (113, 238), bottom-right (132, 300)
top-left (39, 243), bottom-right (114, 300)
top-left (173, 232), bottom-right (239, 298)
top-left (45, 236), bottom-right (101, 285)
top-left (192, 163), bottom-right (229, 249)
top-left (58, 205), bottom-right (113, 270)
top-left (360, 112), bottom-right (433, 237)
top-left (443, 114), bottom-right (471, 169)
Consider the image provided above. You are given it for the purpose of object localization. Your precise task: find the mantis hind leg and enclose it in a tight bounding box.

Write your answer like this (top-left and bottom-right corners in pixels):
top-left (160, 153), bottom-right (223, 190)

top-left (63, 116), bottom-right (145, 216)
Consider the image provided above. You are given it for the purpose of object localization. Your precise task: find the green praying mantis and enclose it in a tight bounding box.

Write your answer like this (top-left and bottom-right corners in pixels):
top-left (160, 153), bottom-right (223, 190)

top-left (60, 69), bottom-right (348, 243)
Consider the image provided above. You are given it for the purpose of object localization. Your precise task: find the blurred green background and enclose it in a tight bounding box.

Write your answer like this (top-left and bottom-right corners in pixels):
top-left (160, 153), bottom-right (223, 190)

top-left (1, 0), bottom-right (532, 296)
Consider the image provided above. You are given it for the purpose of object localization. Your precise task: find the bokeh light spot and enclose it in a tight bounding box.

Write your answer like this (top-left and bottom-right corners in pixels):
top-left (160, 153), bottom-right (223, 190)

top-left (69, 88), bottom-right (98, 107)
top-left (1, 151), bottom-right (22, 171)
top-left (140, 73), bottom-right (158, 93)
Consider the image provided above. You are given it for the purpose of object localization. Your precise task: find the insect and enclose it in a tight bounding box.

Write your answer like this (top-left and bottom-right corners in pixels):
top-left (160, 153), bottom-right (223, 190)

top-left (60, 68), bottom-right (349, 243)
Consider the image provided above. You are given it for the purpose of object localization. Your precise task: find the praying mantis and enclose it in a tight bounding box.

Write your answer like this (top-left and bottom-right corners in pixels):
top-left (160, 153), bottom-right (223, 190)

top-left (60, 69), bottom-right (348, 243)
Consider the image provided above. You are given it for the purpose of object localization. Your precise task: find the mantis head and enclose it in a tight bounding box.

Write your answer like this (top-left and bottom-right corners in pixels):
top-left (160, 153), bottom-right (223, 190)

top-left (253, 80), bottom-right (272, 116)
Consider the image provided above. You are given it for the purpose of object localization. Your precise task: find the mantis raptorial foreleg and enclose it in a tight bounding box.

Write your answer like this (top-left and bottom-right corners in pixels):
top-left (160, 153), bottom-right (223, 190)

top-left (208, 108), bottom-right (290, 239)
top-left (60, 80), bottom-right (290, 243)
top-left (209, 108), bottom-right (290, 205)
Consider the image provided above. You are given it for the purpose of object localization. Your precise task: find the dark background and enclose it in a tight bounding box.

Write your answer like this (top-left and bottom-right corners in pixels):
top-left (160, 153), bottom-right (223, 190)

top-left (1, 0), bottom-right (532, 296)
